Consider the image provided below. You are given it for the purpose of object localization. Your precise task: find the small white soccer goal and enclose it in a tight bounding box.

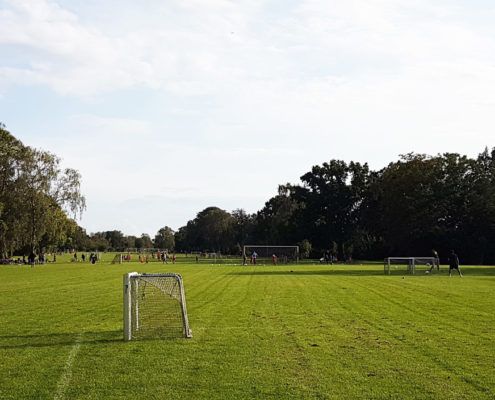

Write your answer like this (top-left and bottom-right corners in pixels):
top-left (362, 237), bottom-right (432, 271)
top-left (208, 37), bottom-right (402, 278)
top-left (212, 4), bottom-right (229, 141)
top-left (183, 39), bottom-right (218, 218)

top-left (384, 257), bottom-right (436, 275)
top-left (123, 272), bottom-right (192, 340)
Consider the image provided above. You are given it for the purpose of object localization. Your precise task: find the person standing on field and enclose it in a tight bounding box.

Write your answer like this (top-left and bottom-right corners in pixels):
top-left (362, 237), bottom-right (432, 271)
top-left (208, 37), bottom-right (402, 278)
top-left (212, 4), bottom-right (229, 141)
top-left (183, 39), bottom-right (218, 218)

top-left (251, 251), bottom-right (258, 265)
top-left (427, 248), bottom-right (440, 273)
top-left (28, 251), bottom-right (36, 267)
top-left (449, 250), bottom-right (463, 277)
top-left (432, 248), bottom-right (440, 271)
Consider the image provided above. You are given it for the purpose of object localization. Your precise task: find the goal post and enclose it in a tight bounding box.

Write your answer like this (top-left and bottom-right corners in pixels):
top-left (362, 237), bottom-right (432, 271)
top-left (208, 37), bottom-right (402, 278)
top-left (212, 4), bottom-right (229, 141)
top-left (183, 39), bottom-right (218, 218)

top-left (111, 254), bottom-right (123, 264)
top-left (384, 257), bottom-right (436, 275)
top-left (242, 245), bottom-right (299, 264)
top-left (123, 272), bottom-right (192, 341)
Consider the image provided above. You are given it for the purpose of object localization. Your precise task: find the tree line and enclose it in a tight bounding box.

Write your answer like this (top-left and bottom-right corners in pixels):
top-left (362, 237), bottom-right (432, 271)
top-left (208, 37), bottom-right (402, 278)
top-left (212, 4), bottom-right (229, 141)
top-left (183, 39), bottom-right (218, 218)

top-left (2, 124), bottom-right (495, 264)
top-left (171, 149), bottom-right (495, 264)
top-left (75, 149), bottom-right (495, 265)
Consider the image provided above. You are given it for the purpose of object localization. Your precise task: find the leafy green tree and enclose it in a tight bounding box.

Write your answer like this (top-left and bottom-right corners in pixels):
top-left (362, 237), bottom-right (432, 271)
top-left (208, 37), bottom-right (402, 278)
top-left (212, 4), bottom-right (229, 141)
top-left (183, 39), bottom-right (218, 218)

top-left (123, 235), bottom-right (137, 249)
top-left (89, 233), bottom-right (111, 252)
top-left (298, 239), bottom-right (312, 259)
top-left (232, 208), bottom-right (254, 249)
top-left (103, 230), bottom-right (125, 250)
top-left (177, 207), bottom-right (233, 252)
top-left (0, 125), bottom-right (85, 256)
top-left (154, 226), bottom-right (175, 250)
top-left (293, 160), bottom-right (370, 258)
top-left (457, 148), bottom-right (495, 263)
top-left (368, 153), bottom-right (471, 257)
top-left (24, 149), bottom-right (85, 253)
top-left (254, 185), bottom-right (301, 244)
top-left (66, 223), bottom-right (91, 251)
top-left (173, 226), bottom-right (189, 252)
top-left (0, 125), bottom-right (31, 256)
top-left (140, 233), bottom-right (153, 249)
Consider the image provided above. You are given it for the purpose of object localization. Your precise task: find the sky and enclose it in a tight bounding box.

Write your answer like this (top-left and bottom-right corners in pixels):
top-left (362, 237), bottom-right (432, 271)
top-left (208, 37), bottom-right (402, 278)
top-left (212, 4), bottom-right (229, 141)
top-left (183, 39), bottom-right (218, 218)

top-left (1, 0), bottom-right (495, 236)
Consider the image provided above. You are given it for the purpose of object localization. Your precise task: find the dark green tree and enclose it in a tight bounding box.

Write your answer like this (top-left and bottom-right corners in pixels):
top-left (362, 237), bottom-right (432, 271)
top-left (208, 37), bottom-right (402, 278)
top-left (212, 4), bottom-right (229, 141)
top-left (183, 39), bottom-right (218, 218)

top-left (292, 160), bottom-right (370, 258)
top-left (0, 124), bottom-right (85, 256)
top-left (253, 184), bottom-right (301, 244)
top-left (154, 226), bottom-right (175, 250)
top-left (140, 233), bottom-right (153, 249)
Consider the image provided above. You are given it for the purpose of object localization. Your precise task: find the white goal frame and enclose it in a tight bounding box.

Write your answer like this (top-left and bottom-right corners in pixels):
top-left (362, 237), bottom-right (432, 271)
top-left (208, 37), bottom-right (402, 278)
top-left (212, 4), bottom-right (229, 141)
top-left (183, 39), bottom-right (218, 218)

top-left (123, 272), bottom-right (192, 340)
top-left (384, 257), bottom-right (436, 275)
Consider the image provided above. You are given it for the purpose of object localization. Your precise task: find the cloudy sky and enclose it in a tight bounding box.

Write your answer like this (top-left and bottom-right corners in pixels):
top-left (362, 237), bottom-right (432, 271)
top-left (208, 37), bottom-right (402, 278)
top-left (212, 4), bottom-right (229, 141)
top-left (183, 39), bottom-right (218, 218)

top-left (1, 0), bottom-right (495, 236)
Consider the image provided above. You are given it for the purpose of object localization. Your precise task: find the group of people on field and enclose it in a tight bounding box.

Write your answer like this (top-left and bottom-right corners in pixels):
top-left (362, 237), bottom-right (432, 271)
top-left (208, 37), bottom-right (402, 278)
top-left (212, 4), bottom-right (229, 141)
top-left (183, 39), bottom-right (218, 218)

top-left (427, 248), bottom-right (462, 277)
top-left (122, 251), bottom-right (176, 264)
top-left (241, 251), bottom-right (291, 265)
top-left (1, 252), bottom-right (57, 266)
top-left (160, 251), bottom-right (176, 264)
top-left (242, 251), bottom-right (258, 265)
top-left (73, 252), bottom-right (98, 264)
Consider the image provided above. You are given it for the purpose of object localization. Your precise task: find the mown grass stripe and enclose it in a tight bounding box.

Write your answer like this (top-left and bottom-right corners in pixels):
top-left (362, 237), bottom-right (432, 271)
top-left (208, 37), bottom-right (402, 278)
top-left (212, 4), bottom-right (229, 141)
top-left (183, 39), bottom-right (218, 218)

top-left (53, 334), bottom-right (83, 400)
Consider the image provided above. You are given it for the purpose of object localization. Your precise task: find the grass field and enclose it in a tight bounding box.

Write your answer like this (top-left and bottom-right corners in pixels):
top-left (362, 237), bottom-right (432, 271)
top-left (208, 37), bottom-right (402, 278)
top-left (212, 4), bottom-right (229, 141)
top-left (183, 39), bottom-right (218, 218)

top-left (0, 257), bottom-right (494, 399)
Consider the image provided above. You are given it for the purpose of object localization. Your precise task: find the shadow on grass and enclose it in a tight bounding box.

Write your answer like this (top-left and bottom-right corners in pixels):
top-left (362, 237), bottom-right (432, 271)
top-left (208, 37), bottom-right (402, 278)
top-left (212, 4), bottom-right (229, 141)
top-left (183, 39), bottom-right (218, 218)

top-left (0, 329), bottom-right (191, 349)
top-left (0, 330), bottom-right (123, 350)
top-left (228, 266), bottom-right (495, 277)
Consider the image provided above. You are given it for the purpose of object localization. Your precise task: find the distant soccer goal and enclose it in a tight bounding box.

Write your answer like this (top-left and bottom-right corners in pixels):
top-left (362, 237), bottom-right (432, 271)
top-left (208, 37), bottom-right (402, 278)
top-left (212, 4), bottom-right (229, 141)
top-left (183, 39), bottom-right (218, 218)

top-left (122, 249), bottom-right (171, 263)
top-left (111, 254), bottom-right (123, 264)
top-left (123, 272), bottom-right (192, 341)
top-left (384, 257), bottom-right (436, 275)
top-left (243, 245), bottom-right (299, 264)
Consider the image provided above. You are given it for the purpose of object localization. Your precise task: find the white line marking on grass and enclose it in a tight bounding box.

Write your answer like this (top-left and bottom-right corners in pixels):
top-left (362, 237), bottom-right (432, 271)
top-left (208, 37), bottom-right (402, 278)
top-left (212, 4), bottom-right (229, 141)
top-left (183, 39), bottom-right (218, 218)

top-left (53, 334), bottom-right (83, 400)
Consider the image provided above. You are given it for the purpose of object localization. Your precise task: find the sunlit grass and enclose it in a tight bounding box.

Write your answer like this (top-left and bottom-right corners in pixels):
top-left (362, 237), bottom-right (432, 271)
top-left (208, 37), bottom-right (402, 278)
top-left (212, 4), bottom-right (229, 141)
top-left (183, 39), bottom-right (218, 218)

top-left (0, 259), bottom-right (494, 399)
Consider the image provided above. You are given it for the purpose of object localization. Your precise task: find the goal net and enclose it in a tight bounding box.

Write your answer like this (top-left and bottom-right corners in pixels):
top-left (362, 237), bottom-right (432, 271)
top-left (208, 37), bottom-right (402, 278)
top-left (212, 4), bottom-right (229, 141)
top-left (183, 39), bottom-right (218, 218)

top-left (111, 254), bottom-right (123, 264)
top-left (243, 245), bottom-right (299, 264)
top-left (123, 272), bottom-right (192, 340)
top-left (121, 249), bottom-right (172, 263)
top-left (384, 257), bottom-right (436, 275)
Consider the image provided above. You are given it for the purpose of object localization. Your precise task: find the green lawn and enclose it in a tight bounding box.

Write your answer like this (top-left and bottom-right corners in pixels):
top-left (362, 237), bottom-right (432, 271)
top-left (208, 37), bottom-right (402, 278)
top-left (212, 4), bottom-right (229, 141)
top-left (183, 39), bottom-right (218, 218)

top-left (0, 259), bottom-right (494, 399)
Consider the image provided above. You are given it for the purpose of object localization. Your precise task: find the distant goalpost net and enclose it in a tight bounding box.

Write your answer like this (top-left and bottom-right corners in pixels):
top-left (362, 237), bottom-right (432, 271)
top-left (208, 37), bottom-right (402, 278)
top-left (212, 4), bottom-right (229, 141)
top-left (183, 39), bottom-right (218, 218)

top-left (243, 245), bottom-right (299, 264)
top-left (123, 272), bottom-right (192, 340)
top-left (116, 249), bottom-right (172, 264)
top-left (384, 257), bottom-right (437, 275)
top-left (111, 254), bottom-right (123, 264)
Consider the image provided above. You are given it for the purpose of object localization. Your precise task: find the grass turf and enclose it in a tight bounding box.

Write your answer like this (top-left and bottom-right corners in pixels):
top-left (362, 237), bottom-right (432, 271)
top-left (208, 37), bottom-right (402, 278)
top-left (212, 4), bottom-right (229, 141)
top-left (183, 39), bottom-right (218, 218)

top-left (0, 258), bottom-right (494, 399)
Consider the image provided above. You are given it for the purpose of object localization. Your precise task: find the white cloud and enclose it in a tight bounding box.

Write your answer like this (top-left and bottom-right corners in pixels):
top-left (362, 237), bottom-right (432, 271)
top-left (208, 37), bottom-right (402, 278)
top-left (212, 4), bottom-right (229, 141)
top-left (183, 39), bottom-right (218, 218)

top-left (2, 0), bottom-right (495, 234)
top-left (2, 0), bottom-right (494, 100)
